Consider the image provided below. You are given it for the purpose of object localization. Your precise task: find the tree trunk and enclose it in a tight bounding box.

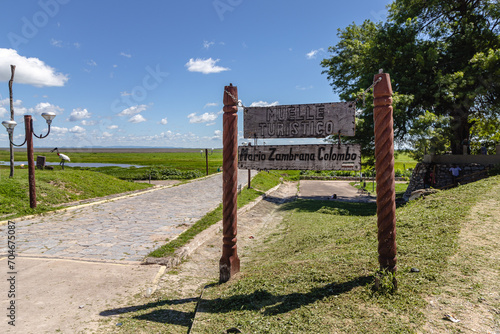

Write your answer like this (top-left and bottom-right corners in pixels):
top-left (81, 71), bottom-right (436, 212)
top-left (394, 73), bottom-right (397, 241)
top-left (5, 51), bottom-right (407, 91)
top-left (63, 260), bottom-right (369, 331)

top-left (450, 107), bottom-right (470, 155)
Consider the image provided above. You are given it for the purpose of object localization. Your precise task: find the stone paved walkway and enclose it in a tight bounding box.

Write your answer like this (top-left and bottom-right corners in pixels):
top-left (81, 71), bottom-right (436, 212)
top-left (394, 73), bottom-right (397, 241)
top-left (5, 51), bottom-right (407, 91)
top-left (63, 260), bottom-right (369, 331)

top-left (0, 170), bottom-right (255, 263)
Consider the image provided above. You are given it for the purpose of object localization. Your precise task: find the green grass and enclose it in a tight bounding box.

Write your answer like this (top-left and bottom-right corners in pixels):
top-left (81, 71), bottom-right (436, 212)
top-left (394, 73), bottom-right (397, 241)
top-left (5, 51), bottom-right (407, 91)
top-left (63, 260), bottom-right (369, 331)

top-left (147, 171), bottom-right (295, 258)
top-left (351, 181), bottom-right (409, 198)
top-left (189, 176), bottom-right (500, 333)
top-left (0, 150), bottom-right (223, 171)
top-left (0, 167), bottom-right (151, 220)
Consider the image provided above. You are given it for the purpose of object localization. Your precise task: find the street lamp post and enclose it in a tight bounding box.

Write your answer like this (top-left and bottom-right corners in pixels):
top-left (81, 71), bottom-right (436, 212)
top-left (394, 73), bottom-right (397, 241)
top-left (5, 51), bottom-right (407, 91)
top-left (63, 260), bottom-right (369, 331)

top-left (2, 112), bottom-right (56, 208)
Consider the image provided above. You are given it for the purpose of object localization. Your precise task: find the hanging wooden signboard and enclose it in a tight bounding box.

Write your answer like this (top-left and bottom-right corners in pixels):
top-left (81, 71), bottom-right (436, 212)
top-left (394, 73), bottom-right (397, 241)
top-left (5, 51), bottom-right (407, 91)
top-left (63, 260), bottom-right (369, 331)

top-left (238, 144), bottom-right (361, 171)
top-left (243, 102), bottom-right (355, 139)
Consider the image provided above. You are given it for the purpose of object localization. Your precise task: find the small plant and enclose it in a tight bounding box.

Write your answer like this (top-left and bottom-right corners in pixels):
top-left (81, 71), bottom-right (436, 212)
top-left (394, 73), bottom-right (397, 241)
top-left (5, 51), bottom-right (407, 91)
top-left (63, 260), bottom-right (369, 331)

top-left (373, 269), bottom-right (398, 294)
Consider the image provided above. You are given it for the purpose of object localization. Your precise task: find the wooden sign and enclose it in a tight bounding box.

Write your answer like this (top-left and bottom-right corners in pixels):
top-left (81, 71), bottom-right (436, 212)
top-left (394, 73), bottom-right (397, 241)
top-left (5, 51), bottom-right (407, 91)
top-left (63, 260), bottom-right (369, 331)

top-left (243, 102), bottom-right (355, 139)
top-left (238, 144), bottom-right (361, 171)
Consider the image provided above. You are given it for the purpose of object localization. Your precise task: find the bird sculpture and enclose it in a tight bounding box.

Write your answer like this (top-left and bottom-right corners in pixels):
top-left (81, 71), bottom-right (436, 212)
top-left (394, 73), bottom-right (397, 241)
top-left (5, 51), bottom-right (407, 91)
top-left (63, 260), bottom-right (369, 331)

top-left (50, 147), bottom-right (70, 169)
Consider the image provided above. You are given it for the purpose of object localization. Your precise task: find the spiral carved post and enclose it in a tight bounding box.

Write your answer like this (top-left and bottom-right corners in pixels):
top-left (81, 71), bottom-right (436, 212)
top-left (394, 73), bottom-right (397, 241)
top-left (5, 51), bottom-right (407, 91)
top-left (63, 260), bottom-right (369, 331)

top-left (219, 84), bottom-right (240, 283)
top-left (373, 71), bottom-right (397, 279)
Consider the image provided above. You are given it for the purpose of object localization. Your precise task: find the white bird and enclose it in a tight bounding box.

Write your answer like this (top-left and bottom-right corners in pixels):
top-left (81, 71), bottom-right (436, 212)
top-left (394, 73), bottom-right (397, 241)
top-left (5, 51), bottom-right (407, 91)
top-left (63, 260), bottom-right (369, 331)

top-left (50, 147), bottom-right (70, 169)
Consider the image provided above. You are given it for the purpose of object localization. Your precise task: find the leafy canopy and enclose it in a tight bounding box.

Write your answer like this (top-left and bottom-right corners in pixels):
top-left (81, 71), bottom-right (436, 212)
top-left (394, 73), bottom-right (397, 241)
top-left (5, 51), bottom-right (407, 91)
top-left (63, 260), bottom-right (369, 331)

top-left (321, 0), bottom-right (500, 161)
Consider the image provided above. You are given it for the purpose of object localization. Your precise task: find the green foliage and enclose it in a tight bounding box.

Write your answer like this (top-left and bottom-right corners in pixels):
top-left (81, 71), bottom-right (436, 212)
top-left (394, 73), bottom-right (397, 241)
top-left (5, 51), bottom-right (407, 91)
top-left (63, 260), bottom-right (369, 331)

top-left (408, 111), bottom-right (451, 161)
top-left (321, 0), bottom-right (500, 156)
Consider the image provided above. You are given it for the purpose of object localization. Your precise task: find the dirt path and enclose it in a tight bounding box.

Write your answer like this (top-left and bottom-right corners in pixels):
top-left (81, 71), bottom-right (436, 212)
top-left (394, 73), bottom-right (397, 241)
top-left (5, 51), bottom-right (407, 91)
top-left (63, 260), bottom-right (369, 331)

top-left (421, 184), bottom-right (500, 333)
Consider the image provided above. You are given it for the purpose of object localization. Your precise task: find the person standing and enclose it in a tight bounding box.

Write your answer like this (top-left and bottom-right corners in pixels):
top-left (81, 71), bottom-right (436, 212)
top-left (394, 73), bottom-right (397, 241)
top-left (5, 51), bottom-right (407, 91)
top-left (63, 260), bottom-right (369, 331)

top-left (449, 164), bottom-right (462, 186)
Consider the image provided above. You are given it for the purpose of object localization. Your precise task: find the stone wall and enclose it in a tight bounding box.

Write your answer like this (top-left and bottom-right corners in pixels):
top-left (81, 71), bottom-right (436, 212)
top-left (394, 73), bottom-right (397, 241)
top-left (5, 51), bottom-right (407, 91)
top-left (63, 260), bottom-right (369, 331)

top-left (403, 162), bottom-right (491, 201)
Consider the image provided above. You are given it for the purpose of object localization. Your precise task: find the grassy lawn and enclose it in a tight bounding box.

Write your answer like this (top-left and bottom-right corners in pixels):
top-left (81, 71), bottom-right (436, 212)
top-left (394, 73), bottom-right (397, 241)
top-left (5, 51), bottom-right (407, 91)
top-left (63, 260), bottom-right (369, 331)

top-left (0, 150), bottom-right (223, 170)
top-left (0, 167), bottom-right (151, 220)
top-left (109, 176), bottom-right (498, 333)
top-left (190, 176), bottom-right (499, 333)
top-left (351, 180), bottom-right (409, 198)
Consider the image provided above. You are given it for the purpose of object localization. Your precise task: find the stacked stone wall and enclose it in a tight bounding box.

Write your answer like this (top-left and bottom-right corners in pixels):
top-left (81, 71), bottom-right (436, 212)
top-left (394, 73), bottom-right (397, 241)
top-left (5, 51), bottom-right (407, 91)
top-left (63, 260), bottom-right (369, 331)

top-left (404, 162), bottom-right (491, 200)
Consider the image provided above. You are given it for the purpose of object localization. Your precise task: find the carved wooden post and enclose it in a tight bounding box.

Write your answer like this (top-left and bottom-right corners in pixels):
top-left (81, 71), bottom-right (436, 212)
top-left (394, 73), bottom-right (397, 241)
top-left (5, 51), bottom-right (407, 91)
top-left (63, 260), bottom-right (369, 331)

top-left (25, 115), bottom-right (37, 209)
top-left (373, 71), bottom-right (397, 276)
top-left (220, 84), bottom-right (240, 283)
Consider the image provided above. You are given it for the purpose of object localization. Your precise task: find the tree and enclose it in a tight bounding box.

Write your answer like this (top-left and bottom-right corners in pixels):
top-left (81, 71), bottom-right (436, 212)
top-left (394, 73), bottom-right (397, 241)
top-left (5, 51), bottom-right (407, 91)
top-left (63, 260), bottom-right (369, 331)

top-left (321, 0), bottom-right (500, 160)
top-left (408, 111), bottom-right (451, 160)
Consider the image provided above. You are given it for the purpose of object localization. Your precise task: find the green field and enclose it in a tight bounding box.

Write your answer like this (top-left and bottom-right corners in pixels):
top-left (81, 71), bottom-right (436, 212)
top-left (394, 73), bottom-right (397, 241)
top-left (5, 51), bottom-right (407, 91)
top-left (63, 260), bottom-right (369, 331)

top-left (0, 168), bottom-right (151, 220)
top-left (0, 149), bottom-right (223, 170)
top-left (0, 149), bottom-right (223, 181)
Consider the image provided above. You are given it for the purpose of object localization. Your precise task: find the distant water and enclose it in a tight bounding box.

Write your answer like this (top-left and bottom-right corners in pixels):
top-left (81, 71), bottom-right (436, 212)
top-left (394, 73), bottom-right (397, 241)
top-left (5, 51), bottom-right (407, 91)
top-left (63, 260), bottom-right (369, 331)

top-left (0, 161), bottom-right (145, 168)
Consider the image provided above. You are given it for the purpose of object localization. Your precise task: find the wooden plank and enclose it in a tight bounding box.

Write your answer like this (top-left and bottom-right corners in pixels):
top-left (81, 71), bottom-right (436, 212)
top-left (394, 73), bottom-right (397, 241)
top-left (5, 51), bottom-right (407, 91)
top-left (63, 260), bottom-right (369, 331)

top-left (243, 102), bottom-right (355, 139)
top-left (238, 144), bottom-right (361, 170)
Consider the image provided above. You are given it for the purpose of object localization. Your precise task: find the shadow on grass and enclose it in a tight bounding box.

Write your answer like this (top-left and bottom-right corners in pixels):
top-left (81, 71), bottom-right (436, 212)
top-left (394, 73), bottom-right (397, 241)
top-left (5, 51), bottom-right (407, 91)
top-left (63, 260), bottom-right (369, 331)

top-left (99, 276), bottom-right (372, 328)
top-left (277, 199), bottom-right (377, 217)
top-left (99, 297), bottom-right (198, 328)
top-left (203, 274), bottom-right (373, 316)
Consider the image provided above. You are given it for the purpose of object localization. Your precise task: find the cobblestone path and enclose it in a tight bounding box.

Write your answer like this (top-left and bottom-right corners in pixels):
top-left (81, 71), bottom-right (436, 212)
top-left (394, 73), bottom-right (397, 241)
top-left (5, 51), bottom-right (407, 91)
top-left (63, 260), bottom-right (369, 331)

top-left (0, 170), bottom-right (255, 263)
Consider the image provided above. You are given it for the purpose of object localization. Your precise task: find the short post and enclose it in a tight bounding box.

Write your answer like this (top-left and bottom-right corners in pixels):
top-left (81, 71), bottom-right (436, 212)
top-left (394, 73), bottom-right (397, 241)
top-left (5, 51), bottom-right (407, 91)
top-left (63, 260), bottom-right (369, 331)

top-left (205, 148), bottom-right (209, 176)
top-left (373, 71), bottom-right (397, 286)
top-left (247, 169), bottom-right (251, 189)
top-left (25, 115), bottom-right (37, 209)
top-left (36, 156), bottom-right (46, 170)
top-left (219, 84), bottom-right (240, 283)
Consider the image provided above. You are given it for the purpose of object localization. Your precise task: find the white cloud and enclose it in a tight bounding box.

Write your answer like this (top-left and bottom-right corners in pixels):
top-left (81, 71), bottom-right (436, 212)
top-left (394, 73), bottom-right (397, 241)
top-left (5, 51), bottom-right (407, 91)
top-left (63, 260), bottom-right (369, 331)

top-left (81, 120), bottom-right (98, 126)
top-left (296, 85), bottom-right (313, 90)
top-left (107, 125), bottom-right (118, 130)
top-left (306, 48), bottom-right (324, 59)
top-left (118, 104), bottom-right (148, 116)
top-left (211, 130), bottom-right (222, 140)
top-left (187, 112), bottom-right (218, 123)
top-left (69, 125), bottom-right (85, 134)
top-left (0, 48), bottom-right (68, 87)
top-left (120, 52), bottom-right (132, 58)
top-left (0, 98), bottom-right (29, 117)
top-left (50, 126), bottom-right (69, 135)
top-left (204, 102), bottom-right (218, 108)
top-left (160, 117), bottom-right (168, 125)
top-left (128, 114), bottom-right (146, 123)
top-left (31, 102), bottom-right (64, 117)
top-left (87, 60), bottom-right (97, 66)
top-left (120, 91), bottom-right (132, 96)
top-left (68, 108), bottom-right (91, 121)
top-left (50, 39), bottom-right (62, 47)
top-left (185, 58), bottom-right (230, 74)
top-left (74, 42), bottom-right (81, 49)
top-left (249, 101), bottom-right (280, 107)
top-left (203, 41), bottom-right (215, 49)
top-left (102, 132), bottom-right (112, 137)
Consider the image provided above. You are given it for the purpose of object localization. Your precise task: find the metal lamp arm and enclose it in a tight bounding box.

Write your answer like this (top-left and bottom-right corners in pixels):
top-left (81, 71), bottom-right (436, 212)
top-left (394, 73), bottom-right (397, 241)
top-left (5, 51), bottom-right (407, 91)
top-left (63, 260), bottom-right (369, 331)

top-left (10, 135), bottom-right (27, 147)
top-left (31, 119), bottom-right (51, 139)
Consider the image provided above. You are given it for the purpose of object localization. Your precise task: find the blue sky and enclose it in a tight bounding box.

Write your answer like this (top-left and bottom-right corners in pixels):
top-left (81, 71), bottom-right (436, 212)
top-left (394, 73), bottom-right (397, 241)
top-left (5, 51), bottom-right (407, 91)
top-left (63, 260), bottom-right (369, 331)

top-left (0, 0), bottom-right (390, 148)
